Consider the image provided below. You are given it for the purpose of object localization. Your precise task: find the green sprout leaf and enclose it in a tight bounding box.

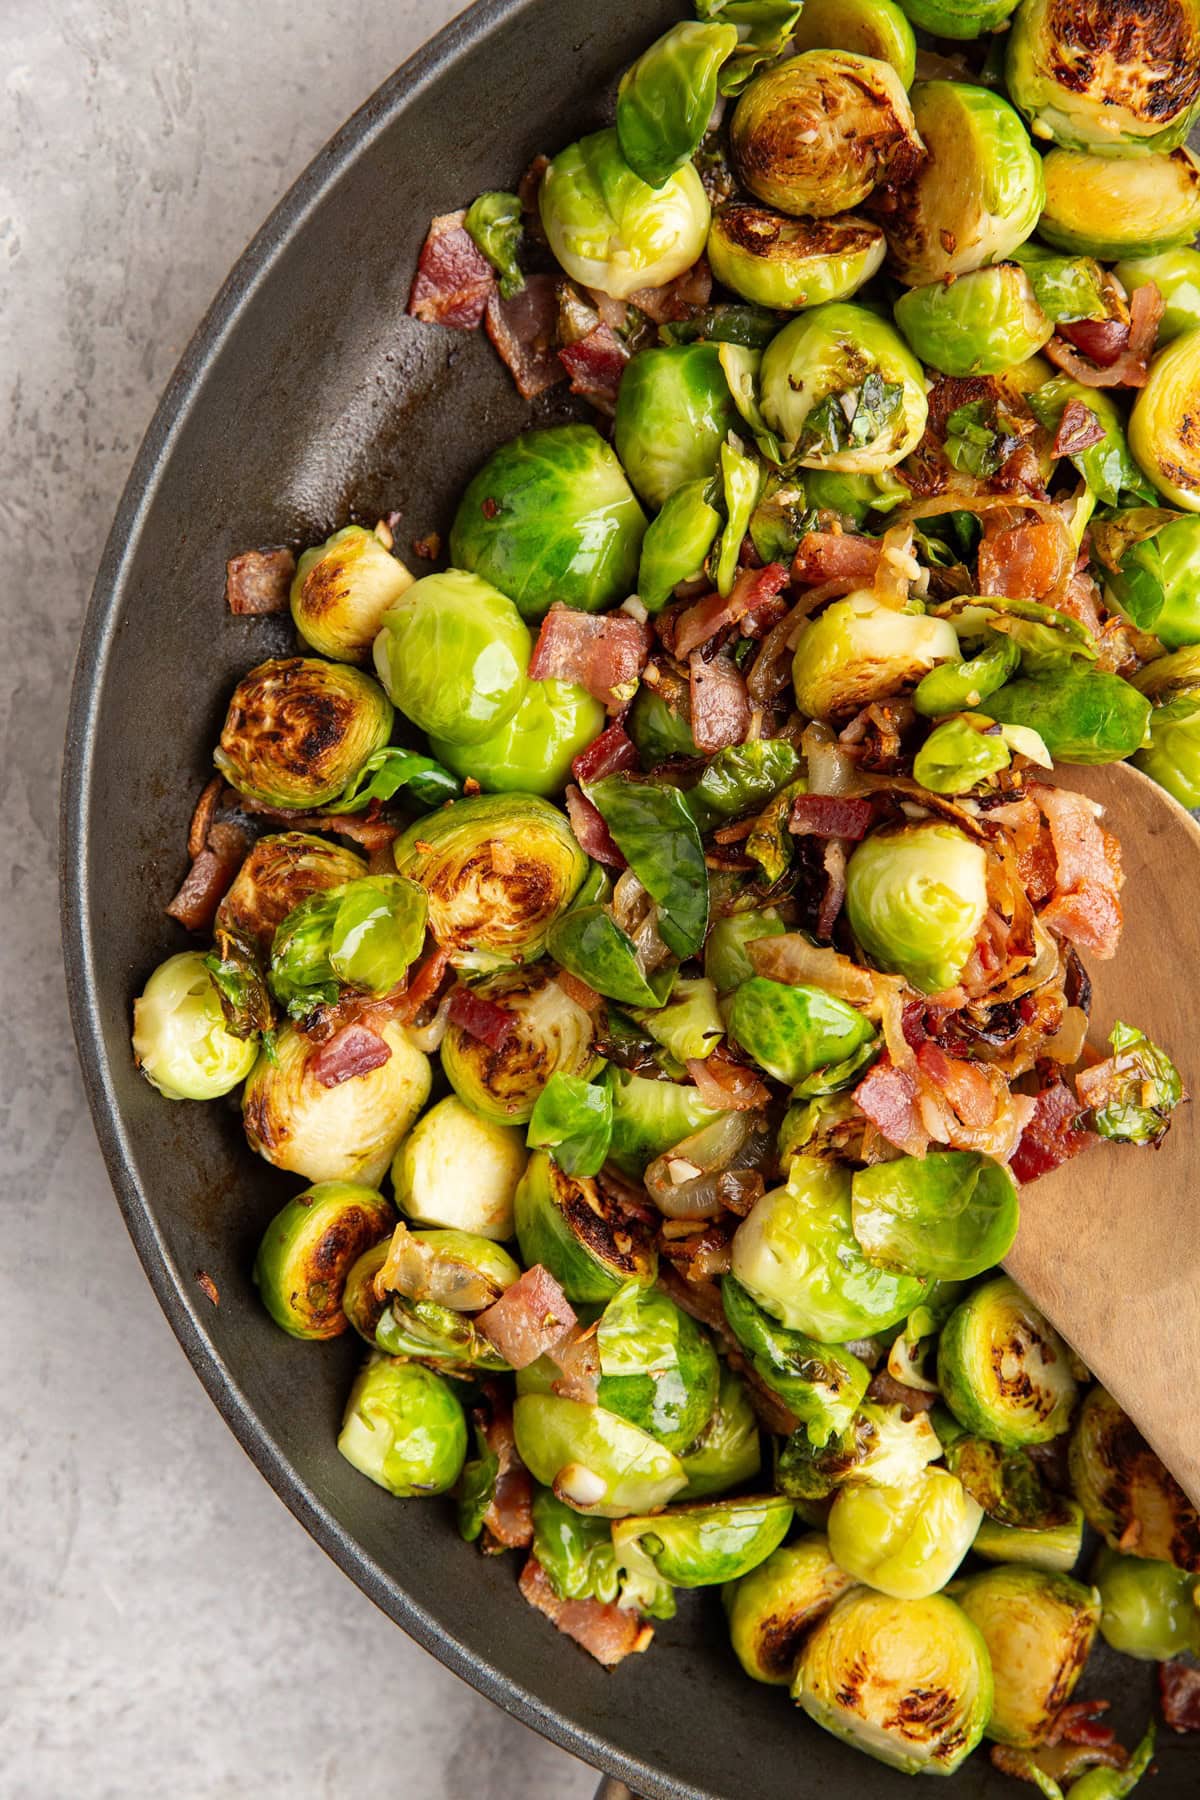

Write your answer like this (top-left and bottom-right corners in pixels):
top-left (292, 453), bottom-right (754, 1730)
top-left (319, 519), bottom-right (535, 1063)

top-left (527, 1072), bottom-right (614, 1178)
top-left (325, 745), bottom-right (462, 814)
top-left (464, 190), bottom-right (525, 299)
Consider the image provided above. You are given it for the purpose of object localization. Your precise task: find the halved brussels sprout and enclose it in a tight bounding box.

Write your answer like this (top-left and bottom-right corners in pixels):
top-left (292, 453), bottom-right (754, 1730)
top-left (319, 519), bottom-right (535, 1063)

top-left (987, 666), bottom-right (1151, 764)
top-left (391, 1094), bottom-right (526, 1240)
top-left (1102, 512), bottom-right (1200, 648)
top-left (613, 344), bottom-right (739, 511)
top-left (1011, 241), bottom-right (1109, 326)
top-left (954, 1565), bottom-right (1100, 1748)
top-left (253, 1181), bottom-right (394, 1340)
top-left (1069, 1386), bottom-right (1200, 1570)
top-left (242, 1019), bottom-right (431, 1186)
top-left (132, 951), bottom-right (259, 1100)
top-left (606, 1067), bottom-right (729, 1178)
top-left (729, 978), bottom-right (875, 1088)
top-left (760, 304), bottom-right (927, 471)
top-left (895, 0), bottom-right (1017, 38)
top-left (430, 679), bottom-right (605, 799)
top-left (394, 792), bottom-right (587, 970)
top-left (938, 1277), bottom-right (1076, 1448)
top-left (596, 1281), bottom-right (720, 1453)
top-left (1039, 148), bottom-right (1200, 259)
top-left (722, 1275), bottom-right (871, 1446)
top-left (215, 834), bottom-right (367, 960)
top-left (539, 127), bottom-right (711, 301)
top-left (704, 906), bottom-right (786, 994)
top-left (1006, 0), bottom-right (1200, 156)
top-left (268, 874), bottom-right (428, 1018)
top-left (708, 206), bottom-right (886, 312)
top-left (911, 713), bottom-right (1024, 795)
top-left (829, 1466), bottom-right (983, 1599)
top-left (636, 478), bottom-right (723, 614)
top-left (215, 657), bottom-right (394, 808)
top-left (794, 1587), bottom-right (992, 1773)
top-left (615, 1495), bottom-right (793, 1597)
top-left (514, 1150), bottom-right (657, 1303)
top-left (1133, 683), bottom-right (1200, 806)
top-left (844, 822), bottom-right (988, 995)
top-left (1116, 249), bottom-right (1200, 345)
top-left (894, 266), bottom-right (1052, 378)
top-left (725, 1533), bottom-right (858, 1684)
top-left (1094, 1547), bottom-right (1200, 1661)
top-left (342, 1240), bottom-right (390, 1344)
top-left (440, 965), bottom-right (600, 1126)
top-left (792, 594), bottom-right (959, 721)
top-left (973, 1506), bottom-right (1086, 1575)
top-left (732, 1158), bottom-right (926, 1343)
top-left (449, 425), bottom-right (646, 621)
top-left (1130, 327), bottom-right (1200, 510)
top-left (512, 1393), bottom-right (687, 1517)
top-left (375, 1222), bottom-right (519, 1313)
top-left (634, 975), bottom-right (724, 1065)
top-left (679, 1365), bottom-right (762, 1499)
top-left (790, 0), bottom-right (915, 81)
top-left (776, 1401), bottom-right (942, 1501)
top-left (291, 525), bottom-right (413, 663)
top-left (616, 20), bottom-right (739, 189)
top-left (372, 568), bottom-right (529, 746)
top-left (338, 1355), bottom-right (467, 1497)
top-left (852, 1152), bottom-right (1019, 1282)
top-left (730, 51), bottom-right (921, 218)
top-left (531, 1486), bottom-right (622, 1604)
top-left (880, 83), bottom-right (1044, 286)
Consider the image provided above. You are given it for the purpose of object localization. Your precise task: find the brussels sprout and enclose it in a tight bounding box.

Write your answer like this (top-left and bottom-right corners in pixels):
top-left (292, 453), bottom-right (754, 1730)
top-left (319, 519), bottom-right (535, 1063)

top-left (728, 979), bottom-right (874, 1087)
top-left (215, 657), bottom-right (393, 809)
top-left (1101, 511), bottom-right (1200, 647)
top-left (722, 1275), bottom-right (871, 1446)
top-left (242, 1018), bottom-right (430, 1186)
top-left (897, 0), bottom-right (1018, 36)
top-left (132, 951), bottom-right (259, 1100)
top-left (394, 792), bottom-right (586, 971)
top-left (726, 1534), bottom-right (857, 1684)
top-left (1134, 685), bottom-right (1200, 806)
top-left (1063, 1726), bottom-right (1157, 1800)
top-left (1131, 326), bottom-right (1200, 510)
top-left (1116, 248), bottom-right (1200, 345)
top-left (464, 190), bottom-right (523, 298)
top-left (252, 1181), bottom-right (394, 1340)
top-left (338, 1356), bottom-right (467, 1497)
top-left (440, 966), bottom-right (600, 1127)
top-left (391, 1095), bottom-right (526, 1240)
top-left (527, 1071), bottom-right (613, 1179)
top-left (708, 206), bottom-right (886, 312)
top-left (790, 0), bottom-right (915, 82)
top-left (704, 906), bottom-right (785, 994)
top-left (449, 426), bottom-right (646, 622)
top-left (792, 594), bottom-right (960, 721)
top-left (1011, 241), bottom-right (1109, 326)
top-left (606, 1067), bottom-right (729, 1179)
top-left (633, 976), bottom-right (724, 1065)
top-left (685, 740), bottom-right (800, 833)
top-left (613, 345), bottom-right (739, 511)
top-left (1006, 0), bottom-right (1200, 156)
top-left (760, 304), bottom-right (927, 472)
top-left (513, 1393), bottom-right (686, 1517)
top-left (776, 1402), bottom-right (942, 1502)
top-left (291, 525), bottom-right (414, 663)
top-left (894, 266), bottom-right (1052, 378)
top-left (954, 1566), bottom-right (1100, 1749)
top-left (1029, 378), bottom-right (1153, 508)
top-left (1094, 1547), bottom-right (1200, 1661)
top-left (513, 1150), bottom-right (657, 1302)
top-left (803, 467), bottom-right (909, 525)
top-left (1039, 148), bottom-right (1200, 260)
top-left (844, 822), bottom-right (988, 995)
top-left (1083, 1019), bottom-right (1184, 1145)
top-left (730, 51), bottom-right (921, 218)
top-left (215, 834), bottom-right (368, 959)
top-left (973, 1506), bottom-right (1086, 1575)
top-left (626, 680), bottom-right (699, 767)
top-left (698, 0), bottom-right (803, 97)
top-left (583, 776), bottom-right (708, 959)
top-left (852, 1151), bottom-right (1017, 1289)
top-left (679, 1365), bottom-right (762, 1500)
top-left (828, 1466), bottom-right (983, 1600)
top-left (594, 1281), bottom-right (720, 1453)
top-left (372, 567), bottom-right (530, 746)
top-left (615, 1494), bottom-right (793, 1600)
top-left (268, 875), bottom-right (427, 1018)
top-left (616, 20), bottom-right (739, 189)
top-left (636, 479), bottom-right (723, 615)
top-left (941, 1423), bottom-right (1073, 1530)
top-left (342, 1240), bottom-right (389, 1344)
top-left (531, 1486), bottom-right (622, 1603)
top-left (882, 83), bottom-right (1045, 286)
top-left (794, 1587), bottom-right (992, 1773)
top-left (1069, 1386), bottom-right (1200, 1570)
top-left (430, 679), bottom-right (604, 800)
top-left (539, 127), bottom-right (710, 302)
top-left (987, 666), bottom-right (1151, 764)
top-left (912, 713), bottom-right (1035, 794)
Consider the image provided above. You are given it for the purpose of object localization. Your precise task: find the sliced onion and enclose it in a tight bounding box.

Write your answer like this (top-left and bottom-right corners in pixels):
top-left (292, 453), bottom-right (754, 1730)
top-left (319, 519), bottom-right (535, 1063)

top-left (802, 721), bottom-right (860, 797)
top-left (645, 1111), bottom-right (770, 1219)
top-left (403, 988), bottom-right (455, 1053)
top-left (748, 932), bottom-right (878, 1007)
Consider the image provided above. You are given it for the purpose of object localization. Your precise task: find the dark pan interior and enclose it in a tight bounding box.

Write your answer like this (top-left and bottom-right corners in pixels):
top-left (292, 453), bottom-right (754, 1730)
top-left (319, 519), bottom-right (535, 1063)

top-left (60, 1), bottom-right (1199, 1793)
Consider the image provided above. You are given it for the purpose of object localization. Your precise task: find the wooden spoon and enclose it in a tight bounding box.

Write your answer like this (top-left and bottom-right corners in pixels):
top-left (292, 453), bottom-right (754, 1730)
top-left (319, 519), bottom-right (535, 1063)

top-left (1004, 759), bottom-right (1200, 1507)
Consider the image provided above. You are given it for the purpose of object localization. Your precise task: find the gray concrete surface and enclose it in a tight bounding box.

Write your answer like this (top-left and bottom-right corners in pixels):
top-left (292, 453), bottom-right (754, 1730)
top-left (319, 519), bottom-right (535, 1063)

top-left (1, 3), bottom-right (596, 1794)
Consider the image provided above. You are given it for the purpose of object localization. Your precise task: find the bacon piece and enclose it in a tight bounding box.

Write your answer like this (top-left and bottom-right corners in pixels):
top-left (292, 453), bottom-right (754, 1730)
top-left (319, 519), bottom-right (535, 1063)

top-left (1046, 284), bottom-right (1163, 391)
top-left (565, 783), bottom-right (626, 868)
top-left (1010, 1070), bottom-right (1092, 1184)
top-left (558, 321), bottom-right (629, 412)
top-left (866, 1367), bottom-right (939, 1414)
top-left (1055, 568), bottom-right (1105, 638)
top-left (529, 603), bottom-right (651, 713)
top-left (1051, 398), bottom-right (1107, 459)
top-left (1044, 1701), bottom-right (1115, 1749)
top-left (627, 257), bottom-right (713, 324)
top-left (311, 1022), bottom-right (392, 1088)
top-left (685, 1047), bottom-right (771, 1112)
top-left (1161, 1658), bottom-right (1200, 1732)
top-left (476, 1264), bottom-right (576, 1370)
top-left (446, 983), bottom-right (515, 1050)
top-left (1057, 317), bottom-right (1129, 368)
top-left (408, 210), bottom-right (495, 329)
top-left (235, 796), bottom-right (400, 853)
top-left (917, 1041), bottom-right (998, 1129)
top-left (674, 563), bottom-right (790, 660)
top-left (518, 154), bottom-right (549, 218)
top-left (1037, 786), bottom-right (1124, 960)
top-left (689, 651), bottom-right (750, 752)
top-left (855, 1056), bottom-right (929, 1158)
top-left (978, 517), bottom-right (1067, 601)
top-left (789, 794), bottom-right (874, 841)
top-left (792, 531), bottom-right (881, 587)
top-left (225, 547), bottom-right (295, 616)
top-left (187, 776), bottom-right (224, 860)
top-left (518, 1557), bottom-right (653, 1667)
top-left (474, 1387), bottom-right (534, 1552)
top-left (166, 818), bottom-right (249, 933)
top-left (484, 274), bottom-right (564, 399)
top-left (571, 721), bottom-right (639, 785)
top-left (546, 1324), bottom-right (601, 1403)
top-left (395, 945), bottom-right (452, 1023)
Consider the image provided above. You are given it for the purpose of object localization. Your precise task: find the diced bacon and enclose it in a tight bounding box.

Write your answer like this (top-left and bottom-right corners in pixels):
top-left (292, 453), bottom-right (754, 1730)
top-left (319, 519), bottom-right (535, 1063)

top-left (571, 721), bottom-right (639, 784)
top-left (792, 531), bottom-right (881, 587)
top-left (855, 1056), bottom-right (929, 1157)
top-left (395, 945), bottom-right (452, 1022)
top-left (689, 651), bottom-right (750, 752)
top-left (474, 1387), bottom-right (534, 1551)
top-left (311, 1022), bottom-right (392, 1088)
top-left (1057, 317), bottom-right (1129, 368)
top-left (187, 776), bottom-right (225, 861)
top-left (546, 1325), bottom-right (601, 1404)
top-left (1037, 785), bottom-right (1124, 959)
top-left (685, 1047), bottom-right (771, 1112)
top-left (818, 840), bottom-right (848, 940)
top-left (978, 517), bottom-right (1068, 600)
top-left (917, 1041), bottom-right (998, 1129)
top-left (1051, 398), bottom-right (1107, 459)
top-left (225, 547), bottom-right (295, 616)
top-left (674, 563), bottom-right (790, 659)
top-left (565, 783), bottom-right (626, 868)
top-left (518, 1557), bottom-right (653, 1667)
top-left (627, 257), bottom-right (713, 324)
top-left (789, 794), bottom-right (874, 840)
top-left (529, 603), bottom-right (651, 713)
top-left (485, 274), bottom-right (565, 399)
top-left (1161, 1658), bottom-right (1200, 1732)
top-left (476, 1264), bottom-right (576, 1370)
top-left (1046, 284), bottom-right (1163, 390)
top-left (235, 796), bottom-right (400, 853)
top-left (1055, 568), bottom-right (1105, 638)
top-left (446, 983), bottom-right (515, 1050)
top-left (408, 211), bottom-right (495, 329)
top-left (558, 322), bottom-right (629, 412)
top-left (1044, 1700), bottom-right (1115, 1748)
top-left (1010, 1071), bottom-right (1092, 1184)
top-left (166, 819), bottom-right (249, 933)
top-left (518, 155), bottom-right (549, 218)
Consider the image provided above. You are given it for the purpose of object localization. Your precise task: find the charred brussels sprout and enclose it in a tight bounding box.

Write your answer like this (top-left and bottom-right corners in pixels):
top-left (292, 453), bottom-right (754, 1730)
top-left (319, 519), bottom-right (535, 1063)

top-left (394, 793), bottom-right (587, 970)
top-left (760, 304), bottom-right (927, 471)
top-left (616, 20), bottom-right (739, 189)
top-left (606, 1067), bottom-right (729, 1178)
top-left (613, 345), bottom-right (739, 510)
top-left (708, 206), bottom-right (886, 312)
top-left (1006, 0), bottom-right (1200, 156)
top-left (1116, 248), bottom-right (1200, 344)
top-left (615, 1495), bottom-right (793, 1598)
top-left (704, 906), bottom-right (785, 994)
top-left (794, 1587), bottom-right (992, 1774)
top-left (1130, 328), bottom-right (1200, 510)
top-left (730, 51), bottom-right (921, 219)
top-left (430, 679), bottom-right (604, 799)
top-left (729, 979), bottom-right (874, 1087)
top-left (215, 834), bottom-right (367, 960)
top-left (844, 822), bottom-right (988, 995)
top-left (725, 1534), bottom-right (857, 1684)
top-left (633, 976), bottom-right (724, 1065)
top-left (392, 1095), bottom-right (527, 1241)
top-left (790, 0), bottom-right (915, 82)
top-left (215, 657), bottom-right (393, 808)
top-left (1039, 148), bottom-right (1200, 259)
top-left (342, 1240), bottom-right (389, 1344)
top-left (440, 966), bottom-right (600, 1126)
top-left (291, 525), bottom-right (413, 663)
top-left (512, 1393), bottom-right (686, 1517)
top-left (636, 479), bottom-right (723, 613)
top-left (449, 425), bottom-right (646, 621)
top-left (596, 1281), bottom-right (720, 1454)
top-left (852, 1152), bottom-right (1019, 1281)
top-left (828, 1467), bottom-right (982, 1599)
top-left (372, 569), bottom-right (529, 745)
top-left (1094, 1547), bottom-right (1200, 1661)
top-left (514, 1150), bottom-right (657, 1303)
top-left (338, 1356), bottom-right (467, 1497)
top-left (253, 1181), bottom-right (395, 1340)
top-left (973, 1506), bottom-right (1086, 1575)
top-left (722, 1275), bottom-right (871, 1446)
top-left (1102, 512), bottom-right (1200, 647)
top-left (882, 83), bottom-right (1044, 286)
top-left (792, 594), bottom-right (959, 720)
top-left (242, 1019), bottom-right (431, 1186)
top-left (776, 1402), bottom-right (942, 1502)
top-left (1069, 1386), bottom-right (1200, 1570)
top-left (938, 1277), bottom-right (1077, 1447)
top-left (987, 665), bottom-right (1151, 763)
top-left (132, 952), bottom-right (259, 1100)
top-left (894, 266), bottom-right (1052, 378)
top-left (539, 127), bottom-right (710, 301)
top-left (679, 1365), bottom-right (762, 1499)
top-left (954, 1566), bottom-right (1100, 1748)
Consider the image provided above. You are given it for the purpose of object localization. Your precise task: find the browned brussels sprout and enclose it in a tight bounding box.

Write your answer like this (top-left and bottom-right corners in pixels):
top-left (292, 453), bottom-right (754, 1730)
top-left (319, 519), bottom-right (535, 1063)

top-left (1069, 1386), bottom-right (1200, 1571)
top-left (214, 657), bottom-right (393, 809)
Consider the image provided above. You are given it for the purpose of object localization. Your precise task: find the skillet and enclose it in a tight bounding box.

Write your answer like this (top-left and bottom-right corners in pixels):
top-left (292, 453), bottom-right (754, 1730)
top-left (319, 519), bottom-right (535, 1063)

top-left (59, 0), bottom-right (1200, 1792)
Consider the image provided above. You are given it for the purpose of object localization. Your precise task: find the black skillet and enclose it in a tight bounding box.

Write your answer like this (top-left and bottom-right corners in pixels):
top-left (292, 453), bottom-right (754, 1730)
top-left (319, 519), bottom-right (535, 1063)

top-left (59, 1), bottom-right (1200, 1792)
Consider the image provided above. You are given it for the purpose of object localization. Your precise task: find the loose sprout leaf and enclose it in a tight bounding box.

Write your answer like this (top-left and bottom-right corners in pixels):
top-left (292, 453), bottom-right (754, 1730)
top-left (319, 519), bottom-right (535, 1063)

top-left (749, 478), bottom-right (815, 564)
top-left (204, 937), bottom-right (273, 1039)
top-left (697, 0), bottom-right (803, 95)
top-left (325, 745), bottom-right (463, 814)
top-left (583, 776), bottom-right (709, 960)
top-left (1010, 241), bottom-right (1108, 324)
top-left (548, 904), bottom-right (677, 1009)
top-left (531, 1487), bottom-right (622, 1603)
top-left (268, 876), bottom-right (428, 1018)
top-left (745, 777), bottom-right (807, 887)
top-left (527, 1071), bottom-right (614, 1178)
top-left (1087, 1020), bottom-right (1185, 1146)
top-left (464, 190), bottom-right (525, 299)
top-left (794, 374), bottom-right (903, 461)
top-left (942, 1433), bottom-right (1066, 1529)
top-left (616, 21), bottom-right (739, 190)
top-left (942, 398), bottom-right (1024, 482)
top-left (457, 1445), bottom-right (501, 1542)
top-left (659, 304), bottom-right (783, 349)
top-left (715, 432), bottom-right (766, 597)
top-left (684, 738), bottom-right (800, 832)
top-left (987, 665), bottom-right (1151, 764)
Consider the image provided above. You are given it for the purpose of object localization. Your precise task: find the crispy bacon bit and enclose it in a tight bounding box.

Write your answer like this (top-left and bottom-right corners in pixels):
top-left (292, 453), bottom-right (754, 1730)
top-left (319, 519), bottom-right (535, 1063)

top-left (1052, 398), bottom-right (1107, 459)
top-left (1057, 316), bottom-right (1129, 369)
top-left (529, 603), bottom-right (651, 713)
top-left (166, 818), bottom-right (249, 933)
top-left (689, 650), bottom-right (750, 752)
top-left (789, 794), bottom-right (874, 841)
top-left (685, 1047), bottom-right (771, 1112)
top-left (474, 1386), bottom-right (534, 1551)
top-left (1037, 785), bottom-right (1124, 959)
top-left (476, 1265), bottom-right (576, 1370)
top-left (395, 945), bottom-right (452, 1023)
top-left (855, 1055), bottom-right (928, 1158)
top-left (918, 1040), bottom-right (999, 1129)
top-left (225, 547), bottom-right (295, 616)
top-left (408, 210), bottom-right (495, 329)
top-left (627, 256), bottom-right (713, 324)
top-left (565, 783), bottom-right (626, 868)
top-left (519, 1556), bottom-right (653, 1667)
top-left (1010, 1069), bottom-right (1092, 1184)
top-left (674, 563), bottom-right (790, 660)
top-left (1047, 282), bottom-right (1164, 390)
top-left (792, 531), bottom-right (880, 587)
top-left (1044, 1700), bottom-right (1115, 1749)
top-left (572, 721), bottom-right (639, 784)
top-left (1160, 1658), bottom-right (1200, 1732)
top-left (195, 1270), bottom-right (220, 1307)
top-left (485, 274), bottom-right (565, 399)
top-left (558, 321), bottom-right (629, 412)
top-left (518, 154), bottom-right (550, 218)
top-left (311, 1022), bottom-right (392, 1088)
top-left (867, 1367), bottom-right (939, 1414)
top-left (234, 795), bottom-right (400, 853)
top-left (978, 516), bottom-right (1068, 601)
top-left (446, 983), bottom-right (515, 1050)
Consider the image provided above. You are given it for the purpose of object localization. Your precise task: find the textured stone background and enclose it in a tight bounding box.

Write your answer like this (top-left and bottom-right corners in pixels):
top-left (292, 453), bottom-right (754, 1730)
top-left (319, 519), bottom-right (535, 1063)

top-left (1, 2), bottom-right (595, 1793)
